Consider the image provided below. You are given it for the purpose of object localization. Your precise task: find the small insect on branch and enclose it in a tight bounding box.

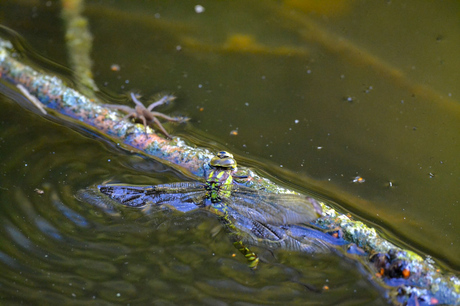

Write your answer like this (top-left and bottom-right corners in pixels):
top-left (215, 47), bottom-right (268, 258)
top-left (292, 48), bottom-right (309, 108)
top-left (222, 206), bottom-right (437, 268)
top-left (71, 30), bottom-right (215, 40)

top-left (104, 92), bottom-right (189, 139)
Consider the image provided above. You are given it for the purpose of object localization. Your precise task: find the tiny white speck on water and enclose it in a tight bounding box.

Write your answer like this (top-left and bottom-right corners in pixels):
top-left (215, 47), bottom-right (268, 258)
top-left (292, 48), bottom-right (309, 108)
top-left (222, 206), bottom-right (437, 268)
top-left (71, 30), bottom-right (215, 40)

top-left (194, 5), bottom-right (205, 13)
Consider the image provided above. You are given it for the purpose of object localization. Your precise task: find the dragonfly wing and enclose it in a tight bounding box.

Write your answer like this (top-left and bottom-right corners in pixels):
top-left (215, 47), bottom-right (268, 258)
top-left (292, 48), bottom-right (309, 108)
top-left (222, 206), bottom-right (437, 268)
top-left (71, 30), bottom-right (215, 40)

top-left (226, 206), bottom-right (331, 253)
top-left (98, 185), bottom-right (153, 207)
top-left (98, 182), bottom-right (206, 211)
top-left (226, 186), bottom-right (322, 225)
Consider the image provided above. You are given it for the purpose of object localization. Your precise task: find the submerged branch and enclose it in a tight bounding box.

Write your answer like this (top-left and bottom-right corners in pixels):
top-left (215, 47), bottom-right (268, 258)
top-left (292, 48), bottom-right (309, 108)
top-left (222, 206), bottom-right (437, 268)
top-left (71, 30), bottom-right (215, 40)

top-left (61, 0), bottom-right (99, 95)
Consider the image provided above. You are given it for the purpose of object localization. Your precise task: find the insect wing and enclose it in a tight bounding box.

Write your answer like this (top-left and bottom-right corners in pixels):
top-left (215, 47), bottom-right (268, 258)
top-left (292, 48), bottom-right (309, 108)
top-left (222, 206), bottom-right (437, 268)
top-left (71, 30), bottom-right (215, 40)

top-left (98, 182), bottom-right (206, 210)
top-left (147, 182), bottom-right (207, 209)
top-left (225, 186), bottom-right (322, 225)
top-left (98, 185), bottom-right (151, 207)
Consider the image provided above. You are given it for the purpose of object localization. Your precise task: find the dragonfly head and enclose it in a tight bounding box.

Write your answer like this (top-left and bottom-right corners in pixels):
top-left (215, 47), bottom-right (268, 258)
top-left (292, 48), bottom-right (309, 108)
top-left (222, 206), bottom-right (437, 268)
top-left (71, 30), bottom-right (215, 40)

top-left (210, 151), bottom-right (237, 170)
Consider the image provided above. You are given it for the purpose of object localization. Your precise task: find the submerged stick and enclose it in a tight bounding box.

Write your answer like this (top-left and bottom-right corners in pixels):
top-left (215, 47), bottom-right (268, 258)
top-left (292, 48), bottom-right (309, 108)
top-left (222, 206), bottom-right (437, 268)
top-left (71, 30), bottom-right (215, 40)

top-left (0, 37), bottom-right (458, 305)
top-left (61, 0), bottom-right (99, 95)
top-left (16, 84), bottom-right (47, 114)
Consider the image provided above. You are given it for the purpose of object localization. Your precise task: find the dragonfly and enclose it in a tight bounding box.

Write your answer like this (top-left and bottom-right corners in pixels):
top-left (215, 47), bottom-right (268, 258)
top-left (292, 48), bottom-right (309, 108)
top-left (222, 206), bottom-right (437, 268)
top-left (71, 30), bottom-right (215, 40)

top-left (98, 151), bottom-right (324, 269)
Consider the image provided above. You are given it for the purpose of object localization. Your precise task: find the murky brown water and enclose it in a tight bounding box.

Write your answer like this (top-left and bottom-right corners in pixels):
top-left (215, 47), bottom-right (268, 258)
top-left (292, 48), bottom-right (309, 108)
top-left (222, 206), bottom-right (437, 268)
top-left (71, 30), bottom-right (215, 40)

top-left (0, 0), bottom-right (459, 304)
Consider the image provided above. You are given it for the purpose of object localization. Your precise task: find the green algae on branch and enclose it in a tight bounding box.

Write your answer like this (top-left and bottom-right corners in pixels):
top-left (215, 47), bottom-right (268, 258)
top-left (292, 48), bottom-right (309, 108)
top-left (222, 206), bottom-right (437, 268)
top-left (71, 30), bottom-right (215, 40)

top-left (0, 37), bottom-right (459, 305)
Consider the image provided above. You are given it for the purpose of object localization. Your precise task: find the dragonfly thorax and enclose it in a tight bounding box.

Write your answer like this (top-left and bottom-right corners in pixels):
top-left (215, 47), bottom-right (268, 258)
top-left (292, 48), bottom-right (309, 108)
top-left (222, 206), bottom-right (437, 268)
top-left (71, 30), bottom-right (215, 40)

top-left (205, 169), bottom-right (233, 203)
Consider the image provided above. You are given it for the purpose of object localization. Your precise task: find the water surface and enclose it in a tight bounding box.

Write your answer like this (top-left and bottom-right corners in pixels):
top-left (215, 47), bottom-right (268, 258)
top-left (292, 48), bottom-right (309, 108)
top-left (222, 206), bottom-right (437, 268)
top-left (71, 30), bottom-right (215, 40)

top-left (0, 0), bottom-right (459, 304)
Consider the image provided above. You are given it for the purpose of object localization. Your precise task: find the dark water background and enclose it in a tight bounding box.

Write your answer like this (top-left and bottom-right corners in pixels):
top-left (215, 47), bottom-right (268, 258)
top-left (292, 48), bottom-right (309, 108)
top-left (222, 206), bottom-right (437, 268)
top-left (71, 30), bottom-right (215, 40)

top-left (0, 0), bottom-right (459, 305)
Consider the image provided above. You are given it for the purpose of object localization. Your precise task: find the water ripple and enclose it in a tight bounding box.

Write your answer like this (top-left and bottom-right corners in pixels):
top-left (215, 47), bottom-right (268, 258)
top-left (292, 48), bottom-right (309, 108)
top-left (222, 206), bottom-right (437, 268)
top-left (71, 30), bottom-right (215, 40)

top-left (0, 90), bottom-right (388, 304)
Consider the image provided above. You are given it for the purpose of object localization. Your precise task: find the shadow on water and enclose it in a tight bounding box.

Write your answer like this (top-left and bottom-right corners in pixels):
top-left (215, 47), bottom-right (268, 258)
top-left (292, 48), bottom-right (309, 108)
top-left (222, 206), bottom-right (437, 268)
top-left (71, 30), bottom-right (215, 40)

top-left (0, 0), bottom-right (459, 304)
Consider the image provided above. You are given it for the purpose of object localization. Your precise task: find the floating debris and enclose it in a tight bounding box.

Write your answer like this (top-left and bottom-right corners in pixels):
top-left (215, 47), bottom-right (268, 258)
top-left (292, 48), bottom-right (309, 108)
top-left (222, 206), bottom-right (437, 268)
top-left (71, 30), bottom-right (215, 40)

top-left (194, 5), bottom-right (205, 14)
top-left (110, 64), bottom-right (120, 72)
top-left (352, 175), bottom-right (365, 183)
top-left (34, 188), bottom-right (45, 195)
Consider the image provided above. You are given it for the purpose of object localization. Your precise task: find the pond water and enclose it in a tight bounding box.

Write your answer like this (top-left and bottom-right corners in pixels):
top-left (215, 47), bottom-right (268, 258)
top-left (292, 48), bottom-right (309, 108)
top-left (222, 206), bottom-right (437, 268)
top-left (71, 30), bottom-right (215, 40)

top-left (0, 1), bottom-right (459, 305)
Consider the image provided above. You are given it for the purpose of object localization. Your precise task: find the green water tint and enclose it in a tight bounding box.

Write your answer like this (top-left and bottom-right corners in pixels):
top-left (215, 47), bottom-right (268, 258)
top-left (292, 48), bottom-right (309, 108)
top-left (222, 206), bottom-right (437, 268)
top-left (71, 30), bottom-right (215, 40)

top-left (1, 0), bottom-right (460, 305)
top-left (0, 94), bottom-right (389, 305)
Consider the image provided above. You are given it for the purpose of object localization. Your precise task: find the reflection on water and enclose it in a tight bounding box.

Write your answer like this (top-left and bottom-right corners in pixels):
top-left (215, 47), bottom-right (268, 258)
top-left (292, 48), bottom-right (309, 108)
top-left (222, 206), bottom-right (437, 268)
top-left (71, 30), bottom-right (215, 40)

top-left (0, 96), bottom-right (387, 304)
top-left (0, 0), bottom-right (459, 304)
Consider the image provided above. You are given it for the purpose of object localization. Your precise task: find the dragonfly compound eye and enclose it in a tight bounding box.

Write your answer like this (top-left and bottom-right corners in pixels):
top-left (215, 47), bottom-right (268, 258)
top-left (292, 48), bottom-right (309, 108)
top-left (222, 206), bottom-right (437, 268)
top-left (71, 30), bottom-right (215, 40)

top-left (216, 151), bottom-right (233, 159)
top-left (210, 151), bottom-right (237, 169)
